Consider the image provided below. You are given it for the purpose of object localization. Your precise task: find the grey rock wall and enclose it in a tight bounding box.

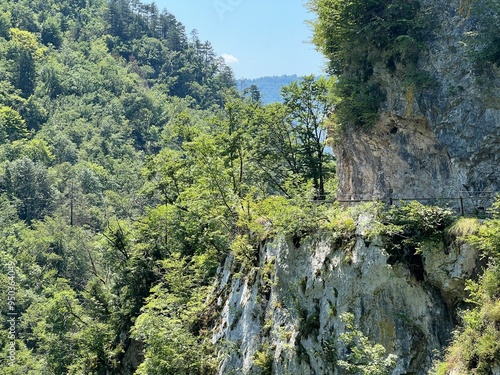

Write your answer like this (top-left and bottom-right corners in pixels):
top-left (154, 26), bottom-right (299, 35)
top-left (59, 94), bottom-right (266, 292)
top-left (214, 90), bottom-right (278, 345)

top-left (211, 219), bottom-right (480, 374)
top-left (335, 0), bottom-right (500, 204)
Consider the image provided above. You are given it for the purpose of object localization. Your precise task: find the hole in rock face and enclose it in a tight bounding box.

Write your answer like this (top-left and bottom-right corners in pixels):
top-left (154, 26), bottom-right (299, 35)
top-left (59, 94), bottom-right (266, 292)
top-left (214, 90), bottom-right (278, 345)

top-left (386, 239), bottom-right (425, 281)
top-left (292, 234), bottom-right (301, 248)
top-left (406, 251), bottom-right (425, 281)
top-left (468, 355), bottom-right (479, 371)
top-left (387, 57), bottom-right (396, 71)
top-left (390, 126), bottom-right (398, 134)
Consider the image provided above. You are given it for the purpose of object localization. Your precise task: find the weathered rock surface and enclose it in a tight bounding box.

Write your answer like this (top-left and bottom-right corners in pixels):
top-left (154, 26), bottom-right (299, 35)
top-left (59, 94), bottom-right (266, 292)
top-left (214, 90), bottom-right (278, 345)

top-left (211, 223), bottom-right (480, 374)
top-left (335, 0), bottom-right (500, 206)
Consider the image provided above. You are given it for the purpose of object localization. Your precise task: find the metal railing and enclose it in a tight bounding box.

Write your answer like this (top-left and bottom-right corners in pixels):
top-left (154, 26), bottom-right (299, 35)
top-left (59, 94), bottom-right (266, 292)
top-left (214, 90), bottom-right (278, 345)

top-left (315, 191), bottom-right (498, 217)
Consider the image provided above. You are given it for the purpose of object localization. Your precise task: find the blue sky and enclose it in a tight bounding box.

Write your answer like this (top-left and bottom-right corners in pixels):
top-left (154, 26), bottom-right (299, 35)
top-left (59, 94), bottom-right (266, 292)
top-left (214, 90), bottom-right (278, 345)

top-left (154, 0), bottom-right (326, 79)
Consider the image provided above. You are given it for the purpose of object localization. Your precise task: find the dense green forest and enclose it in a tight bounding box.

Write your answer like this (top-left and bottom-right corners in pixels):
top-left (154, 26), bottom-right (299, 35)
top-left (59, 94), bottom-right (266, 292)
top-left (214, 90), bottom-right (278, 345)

top-left (0, 0), bottom-right (499, 374)
top-left (0, 0), bottom-right (337, 373)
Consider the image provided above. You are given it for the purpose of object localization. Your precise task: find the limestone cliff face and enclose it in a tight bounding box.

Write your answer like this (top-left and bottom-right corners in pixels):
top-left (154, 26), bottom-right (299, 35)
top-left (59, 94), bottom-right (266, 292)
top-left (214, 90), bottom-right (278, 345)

top-left (335, 0), bottom-right (500, 203)
top-left (211, 217), bottom-right (480, 375)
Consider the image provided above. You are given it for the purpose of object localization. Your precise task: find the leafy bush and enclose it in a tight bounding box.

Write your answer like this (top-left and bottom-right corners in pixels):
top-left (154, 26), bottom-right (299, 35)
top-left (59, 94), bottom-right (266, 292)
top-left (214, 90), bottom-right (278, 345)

top-left (386, 201), bottom-right (455, 236)
top-left (252, 343), bottom-right (275, 375)
top-left (380, 201), bottom-right (455, 252)
top-left (337, 312), bottom-right (398, 375)
top-left (238, 193), bottom-right (327, 247)
top-left (468, 197), bottom-right (500, 257)
top-left (430, 198), bottom-right (500, 374)
top-left (322, 205), bottom-right (357, 250)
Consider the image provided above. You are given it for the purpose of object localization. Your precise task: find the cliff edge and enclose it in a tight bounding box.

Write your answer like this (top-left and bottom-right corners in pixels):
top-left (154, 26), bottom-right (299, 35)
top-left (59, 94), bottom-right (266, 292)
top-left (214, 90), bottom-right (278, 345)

top-left (211, 214), bottom-right (481, 374)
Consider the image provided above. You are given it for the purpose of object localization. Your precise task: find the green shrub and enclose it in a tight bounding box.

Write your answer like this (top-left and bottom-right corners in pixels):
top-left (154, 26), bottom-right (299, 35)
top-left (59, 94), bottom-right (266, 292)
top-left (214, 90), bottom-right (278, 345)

top-left (381, 201), bottom-right (455, 252)
top-left (322, 206), bottom-right (357, 250)
top-left (337, 313), bottom-right (398, 375)
top-left (252, 344), bottom-right (274, 375)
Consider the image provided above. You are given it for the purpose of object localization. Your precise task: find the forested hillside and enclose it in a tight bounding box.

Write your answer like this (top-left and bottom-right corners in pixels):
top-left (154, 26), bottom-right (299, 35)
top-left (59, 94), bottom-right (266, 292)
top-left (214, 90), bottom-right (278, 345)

top-left (237, 75), bottom-right (299, 104)
top-left (0, 0), bottom-right (337, 373)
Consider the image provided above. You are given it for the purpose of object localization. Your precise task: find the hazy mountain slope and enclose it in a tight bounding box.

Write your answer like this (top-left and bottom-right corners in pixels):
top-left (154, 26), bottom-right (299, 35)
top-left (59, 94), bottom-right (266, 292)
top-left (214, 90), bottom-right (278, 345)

top-left (238, 75), bottom-right (299, 104)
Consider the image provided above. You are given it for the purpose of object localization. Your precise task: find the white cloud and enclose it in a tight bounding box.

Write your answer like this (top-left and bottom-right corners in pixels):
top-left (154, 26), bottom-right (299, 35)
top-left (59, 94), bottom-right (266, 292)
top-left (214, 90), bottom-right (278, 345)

top-left (222, 53), bottom-right (239, 65)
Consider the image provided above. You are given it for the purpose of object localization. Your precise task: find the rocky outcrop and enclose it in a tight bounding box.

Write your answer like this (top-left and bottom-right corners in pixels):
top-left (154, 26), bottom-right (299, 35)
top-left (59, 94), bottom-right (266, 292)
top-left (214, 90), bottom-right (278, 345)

top-left (335, 0), bottom-right (500, 205)
top-left (211, 218), bottom-right (480, 375)
top-left (335, 113), bottom-right (453, 201)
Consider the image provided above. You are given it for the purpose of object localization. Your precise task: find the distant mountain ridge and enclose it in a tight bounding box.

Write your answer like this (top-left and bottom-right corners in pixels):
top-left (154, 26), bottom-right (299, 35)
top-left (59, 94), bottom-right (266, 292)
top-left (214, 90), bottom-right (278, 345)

top-left (237, 75), bottom-right (299, 104)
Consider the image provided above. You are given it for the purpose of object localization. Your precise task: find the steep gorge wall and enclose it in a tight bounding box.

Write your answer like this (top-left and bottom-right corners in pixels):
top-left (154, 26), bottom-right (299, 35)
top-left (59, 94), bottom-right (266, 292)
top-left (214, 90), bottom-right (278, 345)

top-left (335, 0), bottom-right (500, 203)
top-left (211, 217), bottom-right (480, 374)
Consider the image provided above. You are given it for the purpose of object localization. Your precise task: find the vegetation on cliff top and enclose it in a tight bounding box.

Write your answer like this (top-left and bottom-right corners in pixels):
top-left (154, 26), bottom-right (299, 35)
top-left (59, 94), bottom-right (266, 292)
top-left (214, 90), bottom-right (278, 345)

top-left (308, 0), bottom-right (500, 129)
